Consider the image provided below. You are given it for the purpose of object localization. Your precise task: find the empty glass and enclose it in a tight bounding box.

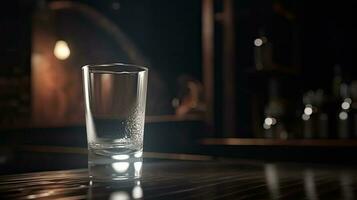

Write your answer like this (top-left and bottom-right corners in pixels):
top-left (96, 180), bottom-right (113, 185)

top-left (82, 63), bottom-right (148, 180)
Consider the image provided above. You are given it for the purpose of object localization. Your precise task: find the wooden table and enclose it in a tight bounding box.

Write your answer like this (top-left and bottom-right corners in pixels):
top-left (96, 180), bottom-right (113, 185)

top-left (1, 159), bottom-right (357, 199)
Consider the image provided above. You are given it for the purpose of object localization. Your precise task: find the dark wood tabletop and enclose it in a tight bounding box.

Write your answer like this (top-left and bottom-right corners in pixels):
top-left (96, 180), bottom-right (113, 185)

top-left (1, 159), bottom-right (357, 199)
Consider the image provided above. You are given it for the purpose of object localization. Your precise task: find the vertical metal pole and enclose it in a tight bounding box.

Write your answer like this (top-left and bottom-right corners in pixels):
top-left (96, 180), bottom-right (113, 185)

top-left (222, 0), bottom-right (236, 137)
top-left (202, 0), bottom-right (215, 134)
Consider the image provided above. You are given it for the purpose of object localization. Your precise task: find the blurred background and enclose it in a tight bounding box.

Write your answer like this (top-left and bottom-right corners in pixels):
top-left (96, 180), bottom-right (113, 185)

top-left (0, 0), bottom-right (357, 174)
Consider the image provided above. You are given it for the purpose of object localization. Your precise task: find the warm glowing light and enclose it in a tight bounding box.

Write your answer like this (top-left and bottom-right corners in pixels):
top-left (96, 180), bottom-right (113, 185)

top-left (304, 105), bottom-right (313, 116)
top-left (254, 38), bottom-right (263, 47)
top-left (132, 185), bottom-right (143, 199)
top-left (109, 191), bottom-right (130, 200)
top-left (264, 117), bottom-right (273, 126)
top-left (54, 40), bottom-right (70, 60)
top-left (112, 155), bottom-right (130, 160)
top-left (341, 102), bottom-right (350, 110)
top-left (339, 112), bottom-right (348, 120)
top-left (112, 162), bottom-right (129, 173)
top-left (302, 114), bottom-right (310, 121)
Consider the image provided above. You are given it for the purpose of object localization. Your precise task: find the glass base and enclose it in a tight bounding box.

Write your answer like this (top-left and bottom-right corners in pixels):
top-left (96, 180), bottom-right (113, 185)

top-left (88, 148), bottom-right (143, 181)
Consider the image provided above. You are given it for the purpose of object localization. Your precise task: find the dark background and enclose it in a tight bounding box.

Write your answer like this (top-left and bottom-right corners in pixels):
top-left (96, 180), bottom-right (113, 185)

top-left (0, 0), bottom-right (357, 174)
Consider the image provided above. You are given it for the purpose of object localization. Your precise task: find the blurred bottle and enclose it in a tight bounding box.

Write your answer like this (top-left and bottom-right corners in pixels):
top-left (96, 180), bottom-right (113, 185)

top-left (332, 65), bottom-right (342, 99)
top-left (351, 81), bottom-right (357, 138)
top-left (263, 78), bottom-right (287, 139)
top-left (254, 30), bottom-right (273, 71)
top-left (302, 91), bottom-right (314, 138)
top-left (331, 65), bottom-right (354, 139)
top-left (315, 90), bottom-right (329, 138)
top-left (301, 90), bottom-right (328, 139)
top-left (337, 83), bottom-right (351, 139)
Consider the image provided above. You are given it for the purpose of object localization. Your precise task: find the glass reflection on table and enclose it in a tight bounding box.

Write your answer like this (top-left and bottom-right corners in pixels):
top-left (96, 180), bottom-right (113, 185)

top-left (264, 164), bottom-right (280, 200)
top-left (88, 180), bottom-right (143, 199)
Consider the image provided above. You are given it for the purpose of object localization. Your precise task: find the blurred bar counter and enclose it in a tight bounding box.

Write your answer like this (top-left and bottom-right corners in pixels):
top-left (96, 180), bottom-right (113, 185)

top-left (201, 138), bottom-right (357, 147)
top-left (201, 138), bottom-right (357, 163)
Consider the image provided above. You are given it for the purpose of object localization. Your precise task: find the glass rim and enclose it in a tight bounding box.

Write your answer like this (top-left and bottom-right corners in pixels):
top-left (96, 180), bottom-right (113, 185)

top-left (82, 63), bottom-right (148, 74)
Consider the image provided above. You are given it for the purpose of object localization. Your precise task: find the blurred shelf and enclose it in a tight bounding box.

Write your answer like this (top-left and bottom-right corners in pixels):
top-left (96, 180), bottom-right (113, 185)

top-left (146, 114), bottom-right (204, 123)
top-left (0, 114), bottom-right (204, 130)
top-left (201, 138), bottom-right (357, 147)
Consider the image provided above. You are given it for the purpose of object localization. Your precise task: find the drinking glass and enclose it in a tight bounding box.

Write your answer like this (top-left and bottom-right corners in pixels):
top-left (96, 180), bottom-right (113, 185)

top-left (82, 63), bottom-right (148, 180)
